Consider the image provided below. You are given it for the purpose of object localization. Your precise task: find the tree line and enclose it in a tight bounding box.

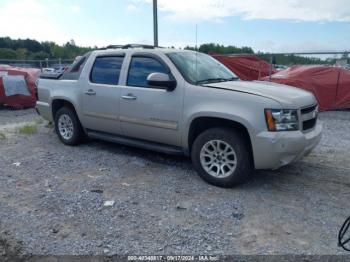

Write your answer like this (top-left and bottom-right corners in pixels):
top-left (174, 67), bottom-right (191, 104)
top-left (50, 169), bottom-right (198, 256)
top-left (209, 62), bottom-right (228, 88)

top-left (184, 43), bottom-right (334, 65)
top-left (185, 43), bottom-right (254, 55)
top-left (0, 37), bottom-right (92, 60)
top-left (0, 37), bottom-right (338, 65)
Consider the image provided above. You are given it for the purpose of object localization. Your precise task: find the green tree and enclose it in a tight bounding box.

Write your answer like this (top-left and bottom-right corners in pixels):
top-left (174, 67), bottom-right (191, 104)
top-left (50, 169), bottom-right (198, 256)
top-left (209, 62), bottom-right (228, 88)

top-left (21, 38), bottom-right (42, 52)
top-left (0, 37), bottom-right (92, 60)
top-left (41, 41), bottom-right (55, 57)
top-left (16, 48), bottom-right (28, 60)
top-left (30, 51), bottom-right (50, 60)
top-left (51, 45), bottom-right (67, 59)
top-left (0, 37), bottom-right (13, 49)
top-left (0, 48), bottom-right (17, 59)
top-left (185, 43), bottom-right (254, 54)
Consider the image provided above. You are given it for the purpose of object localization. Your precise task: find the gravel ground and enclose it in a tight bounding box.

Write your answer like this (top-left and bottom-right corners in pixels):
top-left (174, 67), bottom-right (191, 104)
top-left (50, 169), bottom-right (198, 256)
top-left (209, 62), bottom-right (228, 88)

top-left (0, 108), bottom-right (349, 257)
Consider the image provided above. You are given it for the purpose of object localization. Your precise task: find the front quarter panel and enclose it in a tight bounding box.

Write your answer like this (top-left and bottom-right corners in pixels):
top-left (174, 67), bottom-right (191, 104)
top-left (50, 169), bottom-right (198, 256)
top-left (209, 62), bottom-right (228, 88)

top-left (182, 83), bottom-right (282, 160)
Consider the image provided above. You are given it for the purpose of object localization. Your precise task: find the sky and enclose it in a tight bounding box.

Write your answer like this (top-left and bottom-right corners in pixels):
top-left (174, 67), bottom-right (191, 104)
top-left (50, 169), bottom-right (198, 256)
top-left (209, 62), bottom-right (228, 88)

top-left (0, 0), bottom-right (349, 53)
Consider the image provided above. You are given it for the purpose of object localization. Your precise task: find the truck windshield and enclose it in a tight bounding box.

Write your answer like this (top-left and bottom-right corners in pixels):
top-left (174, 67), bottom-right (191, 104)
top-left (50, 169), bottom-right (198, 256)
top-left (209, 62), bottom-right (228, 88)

top-left (167, 52), bottom-right (238, 85)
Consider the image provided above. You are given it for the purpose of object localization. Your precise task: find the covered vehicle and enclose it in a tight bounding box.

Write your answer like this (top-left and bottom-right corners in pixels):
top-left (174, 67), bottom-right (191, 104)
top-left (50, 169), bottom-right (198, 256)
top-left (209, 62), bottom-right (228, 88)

top-left (262, 66), bottom-right (350, 111)
top-left (211, 54), bottom-right (276, 81)
top-left (0, 66), bottom-right (40, 109)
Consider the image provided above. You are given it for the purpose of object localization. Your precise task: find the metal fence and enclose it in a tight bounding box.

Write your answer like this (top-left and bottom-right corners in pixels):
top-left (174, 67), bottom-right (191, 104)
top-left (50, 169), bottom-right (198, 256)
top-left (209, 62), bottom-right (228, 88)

top-left (0, 58), bottom-right (74, 71)
top-left (261, 51), bottom-right (349, 81)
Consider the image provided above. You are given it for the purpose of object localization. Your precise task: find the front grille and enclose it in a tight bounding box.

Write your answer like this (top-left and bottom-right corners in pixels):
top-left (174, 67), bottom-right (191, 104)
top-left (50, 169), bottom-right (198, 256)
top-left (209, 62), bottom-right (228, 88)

top-left (301, 104), bottom-right (317, 114)
top-left (301, 104), bottom-right (318, 131)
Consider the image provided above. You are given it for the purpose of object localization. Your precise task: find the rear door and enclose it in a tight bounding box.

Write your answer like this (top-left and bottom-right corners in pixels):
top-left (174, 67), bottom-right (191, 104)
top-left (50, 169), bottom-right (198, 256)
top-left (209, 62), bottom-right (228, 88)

top-left (81, 55), bottom-right (124, 134)
top-left (119, 54), bottom-right (183, 146)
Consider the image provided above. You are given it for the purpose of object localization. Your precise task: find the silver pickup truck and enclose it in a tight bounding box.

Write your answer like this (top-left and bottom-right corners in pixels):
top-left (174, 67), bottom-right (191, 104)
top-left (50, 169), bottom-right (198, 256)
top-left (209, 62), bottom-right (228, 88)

top-left (36, 45), bottom-right (322, 187)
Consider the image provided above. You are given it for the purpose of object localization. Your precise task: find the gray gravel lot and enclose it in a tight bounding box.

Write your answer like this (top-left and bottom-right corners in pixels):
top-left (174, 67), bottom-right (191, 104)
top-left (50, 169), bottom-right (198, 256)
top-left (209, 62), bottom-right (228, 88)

top-left (0, 108), bottom-right (349, 257)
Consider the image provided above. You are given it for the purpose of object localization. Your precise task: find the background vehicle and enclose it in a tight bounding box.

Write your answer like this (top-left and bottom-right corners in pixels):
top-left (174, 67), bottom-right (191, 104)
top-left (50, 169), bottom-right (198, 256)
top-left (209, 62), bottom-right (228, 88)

top-left (36, 45), bottom-right (322, 187)
top-left (53, 65), bottom-right (69, 74)
top-left (42, 68), bottom-right (55, 73)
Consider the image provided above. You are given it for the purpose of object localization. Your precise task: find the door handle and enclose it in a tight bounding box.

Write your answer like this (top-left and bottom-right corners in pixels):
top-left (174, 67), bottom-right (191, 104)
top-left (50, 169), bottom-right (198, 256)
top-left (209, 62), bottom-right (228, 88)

top-left (122, 93), bottom-right (137, 100)
top-left (85, 89), bottom-right (96, 96)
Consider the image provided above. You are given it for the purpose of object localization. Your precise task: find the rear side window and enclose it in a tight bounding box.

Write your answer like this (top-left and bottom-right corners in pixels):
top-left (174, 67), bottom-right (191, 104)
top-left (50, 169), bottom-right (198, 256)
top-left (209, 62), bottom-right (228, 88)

top-left (91, 56), bottom-right (124, 85)
top-left (127, 57), bottom-right (168, 88)
top-left (60, 52), bottom-right (91, 80)
top-left (70, 56), bottom-right (87, 73)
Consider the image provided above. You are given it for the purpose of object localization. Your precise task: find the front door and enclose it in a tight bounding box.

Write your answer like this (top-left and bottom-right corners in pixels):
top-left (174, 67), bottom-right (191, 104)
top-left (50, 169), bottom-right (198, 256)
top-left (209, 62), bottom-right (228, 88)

top-left (119, 55), bottom-right (183, 146)
top-left (82, 55), bottom-right (124, 134)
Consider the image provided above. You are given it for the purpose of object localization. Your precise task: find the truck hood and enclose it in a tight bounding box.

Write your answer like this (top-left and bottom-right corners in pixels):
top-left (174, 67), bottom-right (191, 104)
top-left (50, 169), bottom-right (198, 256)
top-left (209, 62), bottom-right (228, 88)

top-left (203, 80), bottom-right (316, 108)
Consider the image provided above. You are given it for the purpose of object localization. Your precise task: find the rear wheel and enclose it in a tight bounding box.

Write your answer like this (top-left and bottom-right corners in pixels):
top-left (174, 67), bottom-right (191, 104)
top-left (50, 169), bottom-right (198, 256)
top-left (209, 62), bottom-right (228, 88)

top-left (191, 127), bottom-right (252, 187)
top-left (54, 107), bottom-right (84, 146)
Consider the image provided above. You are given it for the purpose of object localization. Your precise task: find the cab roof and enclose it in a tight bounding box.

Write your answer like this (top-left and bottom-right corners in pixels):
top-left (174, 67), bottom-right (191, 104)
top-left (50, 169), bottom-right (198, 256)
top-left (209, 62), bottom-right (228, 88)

top-left (92, 44), bottom-right (195, 56)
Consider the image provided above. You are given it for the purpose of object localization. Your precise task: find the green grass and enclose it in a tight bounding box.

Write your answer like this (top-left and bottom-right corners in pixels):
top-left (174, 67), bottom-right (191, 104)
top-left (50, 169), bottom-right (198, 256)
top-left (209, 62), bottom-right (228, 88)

top-left (0, 132), bottom-right (5, 140)
top-left (18, 124), bottom-right (37, 135)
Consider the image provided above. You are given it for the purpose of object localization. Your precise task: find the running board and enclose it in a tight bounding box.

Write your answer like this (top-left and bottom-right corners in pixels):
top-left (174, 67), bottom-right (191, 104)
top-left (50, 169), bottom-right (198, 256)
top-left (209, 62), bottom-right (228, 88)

top-left (87, 130), bottom-right (184, 155)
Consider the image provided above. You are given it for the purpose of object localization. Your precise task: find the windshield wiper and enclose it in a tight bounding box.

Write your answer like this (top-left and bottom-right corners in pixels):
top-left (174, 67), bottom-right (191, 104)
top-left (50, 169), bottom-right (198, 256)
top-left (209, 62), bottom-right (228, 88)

top-left (223, 77), bottom-right (239, 81)
top-left (196, 77), bottom-right (239, 85)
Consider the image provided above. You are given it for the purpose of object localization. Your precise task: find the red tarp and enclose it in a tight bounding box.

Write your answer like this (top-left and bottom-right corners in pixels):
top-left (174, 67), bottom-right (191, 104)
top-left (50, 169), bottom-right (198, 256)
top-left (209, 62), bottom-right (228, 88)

top-left (262, 66), bottom-right (350, 111)
top-left (0, 67), bottom-right (40, 109)
top-left (211, 54), bottom-right (277, 81)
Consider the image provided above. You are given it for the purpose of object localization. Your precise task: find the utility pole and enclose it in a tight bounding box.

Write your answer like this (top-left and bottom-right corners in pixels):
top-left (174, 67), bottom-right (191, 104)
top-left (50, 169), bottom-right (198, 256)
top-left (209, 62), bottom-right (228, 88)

top-left (153, 0), bottom-right (158, 47)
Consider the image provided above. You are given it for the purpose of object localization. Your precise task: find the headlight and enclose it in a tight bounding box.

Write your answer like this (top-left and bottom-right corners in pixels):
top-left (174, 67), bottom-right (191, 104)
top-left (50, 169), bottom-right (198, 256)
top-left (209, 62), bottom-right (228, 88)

top-left (265, 109), bottom-right (299, 131)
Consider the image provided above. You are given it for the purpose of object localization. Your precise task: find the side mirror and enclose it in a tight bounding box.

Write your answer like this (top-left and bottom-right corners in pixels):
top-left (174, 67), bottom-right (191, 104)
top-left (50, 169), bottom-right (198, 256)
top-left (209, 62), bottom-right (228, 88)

top-left (147, 72), bottom-right (177, 91)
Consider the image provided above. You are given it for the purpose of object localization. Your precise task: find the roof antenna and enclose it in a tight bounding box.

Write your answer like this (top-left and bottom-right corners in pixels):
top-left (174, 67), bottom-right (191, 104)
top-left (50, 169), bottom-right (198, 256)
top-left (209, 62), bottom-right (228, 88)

top-left (195, 24), bottom-right (198, 82)
top-left (195, 24), bottom-right (198, 51)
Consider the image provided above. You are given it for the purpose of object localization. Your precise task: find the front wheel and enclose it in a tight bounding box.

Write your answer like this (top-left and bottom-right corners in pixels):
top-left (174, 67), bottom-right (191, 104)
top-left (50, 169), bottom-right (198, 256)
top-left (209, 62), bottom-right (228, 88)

top-left (191, 128), bottom-right (252, 187)
top-left (54, 107), bottom-right (84, 146)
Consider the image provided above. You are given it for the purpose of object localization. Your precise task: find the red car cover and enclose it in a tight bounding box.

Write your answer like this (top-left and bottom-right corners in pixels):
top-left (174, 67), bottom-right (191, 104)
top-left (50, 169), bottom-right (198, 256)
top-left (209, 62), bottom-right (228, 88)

top-left (334, 69), bottom-right (350, 110)
top-left (211, 54), bottom-right (277, 81)
top-left (0, 67), bottom-right (40, 109)
top-left (262, 66), bottom-right (350, 111)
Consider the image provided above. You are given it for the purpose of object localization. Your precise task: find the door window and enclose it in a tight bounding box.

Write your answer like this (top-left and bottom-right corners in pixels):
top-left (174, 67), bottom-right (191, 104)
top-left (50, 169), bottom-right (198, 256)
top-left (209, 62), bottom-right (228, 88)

top-left (127, 56), bottom-right (168, 88)
top-left (90, 56), bottom-right (124, 85)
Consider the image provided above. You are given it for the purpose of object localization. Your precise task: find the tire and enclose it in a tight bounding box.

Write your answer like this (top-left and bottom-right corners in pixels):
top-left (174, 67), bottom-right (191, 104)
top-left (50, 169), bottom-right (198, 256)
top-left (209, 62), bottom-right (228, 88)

top-left (54, 107), bottom-right (84, 146)
top-left (191, 127), bottom-right (252, 188)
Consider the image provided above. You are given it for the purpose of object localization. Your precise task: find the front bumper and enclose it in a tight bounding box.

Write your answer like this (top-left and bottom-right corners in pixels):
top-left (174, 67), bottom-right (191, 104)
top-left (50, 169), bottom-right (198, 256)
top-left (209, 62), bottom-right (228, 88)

top-left (253, 121), bottom-right (323, 169)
